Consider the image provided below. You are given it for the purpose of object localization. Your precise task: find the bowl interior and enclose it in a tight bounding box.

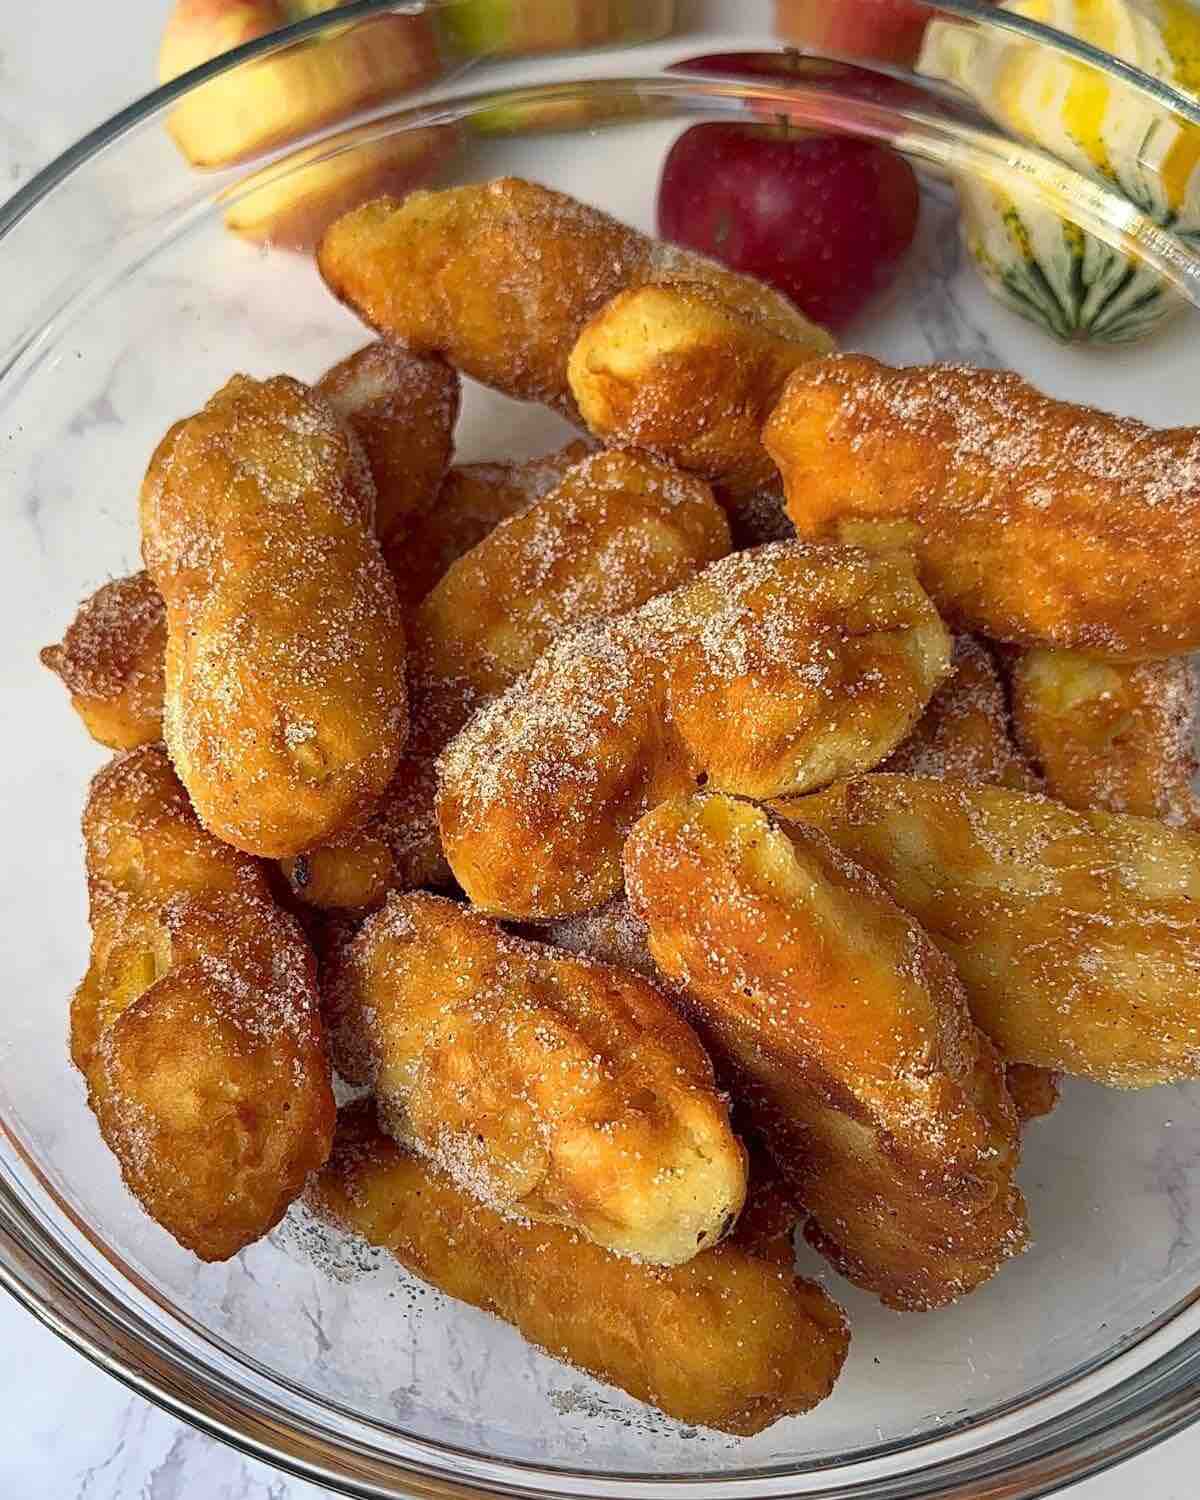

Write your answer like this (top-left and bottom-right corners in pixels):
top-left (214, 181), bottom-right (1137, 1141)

top-left (4, 43), bottom-right (1200, 1490)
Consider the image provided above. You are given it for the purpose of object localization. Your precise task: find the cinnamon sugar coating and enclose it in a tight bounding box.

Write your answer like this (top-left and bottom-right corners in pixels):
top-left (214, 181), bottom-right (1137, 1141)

top-left (439, 541), bottom-right (951, 919)
top-left (140, 373), bottom-right (407, 858)
top-left (308, 1102), bottom-right (848, 1435)
top-left (765, 355), bottom-right (1200, 659)
top-left (72, 746), bottom-right (334, 1260)
top-left (325, 892), bottom-right (747, 1266)
top-left (317, 178), bottom-right (832, 421)
top-left (625, 792), bottom-right (1027, 1311)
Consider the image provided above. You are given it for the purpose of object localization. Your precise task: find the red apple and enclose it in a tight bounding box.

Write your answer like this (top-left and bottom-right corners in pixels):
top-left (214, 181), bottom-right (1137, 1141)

top-left (657, 122), bottom-right (920, 329)
top-left (775, 0), bottom-right (935, 66)
top-left (666, 50), bottom-right (931, 112)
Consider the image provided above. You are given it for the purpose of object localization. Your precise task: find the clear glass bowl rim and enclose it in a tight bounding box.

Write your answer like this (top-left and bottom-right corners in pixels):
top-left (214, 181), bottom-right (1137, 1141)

top-left (5, 4), bottom-right (1200, 1496)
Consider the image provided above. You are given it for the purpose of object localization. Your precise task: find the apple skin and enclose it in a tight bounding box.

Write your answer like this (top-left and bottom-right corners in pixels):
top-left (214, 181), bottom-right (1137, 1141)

top-left (774, 0), bottom-right (935, 66)
top-left (666, 50), bottom-right (932, 111)
top-left (440, 0), bottom-right (676, 57)
top-left (657, 122), bottom-right (920, 330)
top-left (159, 0), bottom-right (442, 167)
top-left (224, 125), bottom-right (458, 252)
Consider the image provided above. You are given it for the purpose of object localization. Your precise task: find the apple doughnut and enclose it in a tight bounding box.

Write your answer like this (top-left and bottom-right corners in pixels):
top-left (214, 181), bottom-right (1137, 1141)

top-left (140, 372), bottom-right (407, 858)
top-left (40, 571), bottom-right (165, 751)
top-left (764, 355), bottom-right (1200, 659)
top-left (568, 281), bottom-right (819, 499)
top-left (778, 774), bottom-right (1200, 1087)
top-left (72, 746), bottom-right (334, 1261)
top-left (625, 791), bottom-right (1028, 1310)
top-left (438, 540), bottom-right (951, 918)
top-left (317, 178), bottom-right (833, 420)
top-left (308, 1102), bottom-right (848, 1435)
top-left (325, 892), bottom-right (747, 1266)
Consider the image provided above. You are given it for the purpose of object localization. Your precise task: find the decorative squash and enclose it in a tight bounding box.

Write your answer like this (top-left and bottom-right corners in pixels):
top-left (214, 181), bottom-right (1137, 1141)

top-left (921, 0), bottom-right (1200, 342)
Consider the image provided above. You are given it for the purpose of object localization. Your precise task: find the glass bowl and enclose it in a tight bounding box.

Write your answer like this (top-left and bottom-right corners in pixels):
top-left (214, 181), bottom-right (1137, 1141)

top-left (4, 2), bottom-right (1200, 1496)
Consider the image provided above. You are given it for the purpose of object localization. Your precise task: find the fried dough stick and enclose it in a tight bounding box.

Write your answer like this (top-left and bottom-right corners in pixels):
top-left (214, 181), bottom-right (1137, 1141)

top-left (1010, 649), bottom-right (1200, 826)
top-left (317, 178), bottom-right (833, 420)
top-left (885, 635), bottom-right (1038, 790)
top-left (40, 441), bottom-right (585, 757)
top-left (40, 571), bottom-right (166, 750)
top-left (140, 373), bottom-right (407, 857)
top-left (384, 439), bottom-right (592, 612)
top-left (439, 541), bottom-right (950, 919)
top-left (542, 894), bottom-right (1059, 1132)
top-left (326, 892), bottom-right (747, 1265)
top-left (288, 449), bottom-right (730, 908)
top-left (625, 792), bottom-right (1027, 1310)
top-left (307, 1102), bottom-right (849, 1435)
top-left (42, 341), bottom-right (454, 753)
top-left (778, 774), bottom-right (1200, 1086)
top-left (73, 746), bottom-right (334, 1260)
top-left (763, 355), bottom-right (1200, 659)
top-left (568, 282), bottom-right (819, 500)
top-left (315, 339), bottom-right (459, 543)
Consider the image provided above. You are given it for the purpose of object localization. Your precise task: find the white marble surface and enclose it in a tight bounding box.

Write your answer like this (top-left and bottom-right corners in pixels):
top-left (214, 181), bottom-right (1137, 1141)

top-left (3, 3), bottom-right (1200, 1497)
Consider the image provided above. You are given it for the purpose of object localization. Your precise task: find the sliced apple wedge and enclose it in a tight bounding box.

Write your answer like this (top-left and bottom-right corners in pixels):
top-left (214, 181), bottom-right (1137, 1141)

top-left (159, 0), bottom-right (442, 168)
top-left (224, 125), bottom-right (457, 252)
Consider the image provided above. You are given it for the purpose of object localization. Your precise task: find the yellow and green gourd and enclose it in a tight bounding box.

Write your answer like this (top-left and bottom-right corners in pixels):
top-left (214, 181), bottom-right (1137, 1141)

top-left (921, 0), bottom-right (1200, 342)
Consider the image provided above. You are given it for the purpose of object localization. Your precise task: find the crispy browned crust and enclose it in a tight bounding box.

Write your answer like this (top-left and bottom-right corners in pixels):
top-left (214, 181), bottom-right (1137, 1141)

top-left (325, 892), bottom-right (747, 1265)
top-left (439, 541), bottom-right (951, 919)
top-left (307, 1102), bottom-right (849, 1434)
top-left (316, 178), bottom-right (832, 420)
top-left (383, 441), bottom-right (593, 612)
top-left (728, 1141), bottom-right (803, 1267)
top-left (763, 355), bottom-right (1200, 659)
top-left (568, 282), bottom-right (823, 498)
top-left (40, 571), bottom-right (165, 750)
top-left (1006, 1064), bottom-right (1062, 1126)
top-left (73, 747), bottom-right (334, 1260)
top-left (1010, 649), bottom-right (1200, 825)
top-left (287, 449), bottom-right (730, 911)
top-left (41, 344), bottom-right (454, 757)
top-left (140, 373), bottom-right (407, 858)
top-left (778, 774), bottom-right (1200, 1086)
top-left (885, 635), bottom-right (1039, 790)
top-left (316, 339), bottom-right (459, 543)
top-left (625, 792), bottom-right (1027, 1311)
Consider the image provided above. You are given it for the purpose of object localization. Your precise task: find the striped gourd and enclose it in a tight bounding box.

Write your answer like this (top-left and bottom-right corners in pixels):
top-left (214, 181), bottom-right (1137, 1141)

top-left (921, 0), bottom-right (1200, 343)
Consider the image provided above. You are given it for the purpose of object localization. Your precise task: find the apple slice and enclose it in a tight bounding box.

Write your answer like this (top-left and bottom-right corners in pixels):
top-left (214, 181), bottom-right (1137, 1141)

top-left (160, 0), bottom-right (442, 168)
top-left (224, 125), bottom-right (457, 252)
top-left (440, 0), bottom-right (676, 57)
